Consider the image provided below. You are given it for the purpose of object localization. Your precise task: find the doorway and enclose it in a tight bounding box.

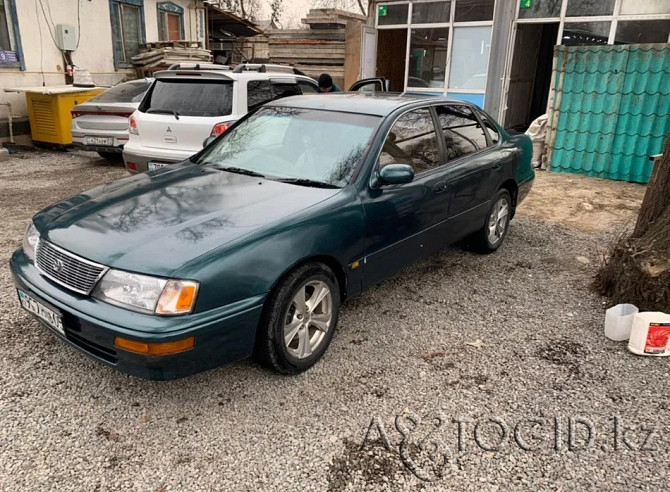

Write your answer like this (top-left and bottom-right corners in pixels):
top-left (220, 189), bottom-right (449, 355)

top-left (503, 23), bottom-right (559, 131)
top-left (376, 29), bottom-right (408, 92)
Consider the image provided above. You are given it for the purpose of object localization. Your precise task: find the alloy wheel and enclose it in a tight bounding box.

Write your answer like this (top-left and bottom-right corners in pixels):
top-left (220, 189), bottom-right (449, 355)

top-left (488, 196), bottom-right (510, 246)
top-left (283, 280), bottom-right (333, 359)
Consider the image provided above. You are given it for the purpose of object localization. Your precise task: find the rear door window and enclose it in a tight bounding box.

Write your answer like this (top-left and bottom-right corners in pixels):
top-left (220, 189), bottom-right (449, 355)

top-left (145, 80), bottom-right (233, 117)
top-left (247, 80), bottom-right (303, 111)
top-left (476, 109), bottom-right (500, 145)
top-left (298, 81), bottom-right (319, 94)
top-left (435, 105), bottom-right (489, 160)
top-left (247, 80), bottom-right (273, 111)
top-left (90, 80), bottom-right (151, 103)
top-left (271, 82), bottom-right (300, 100)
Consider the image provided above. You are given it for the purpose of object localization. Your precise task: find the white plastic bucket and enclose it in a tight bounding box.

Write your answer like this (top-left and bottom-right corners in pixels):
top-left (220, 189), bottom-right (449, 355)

top-left (628, 312), bottom-right (670, 356)
top-left (604, 304), bottom-right (639, 341)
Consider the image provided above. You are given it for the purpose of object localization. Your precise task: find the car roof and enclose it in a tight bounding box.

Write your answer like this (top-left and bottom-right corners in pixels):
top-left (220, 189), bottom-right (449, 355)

top-left (263, 93), bottom-right (463, 116)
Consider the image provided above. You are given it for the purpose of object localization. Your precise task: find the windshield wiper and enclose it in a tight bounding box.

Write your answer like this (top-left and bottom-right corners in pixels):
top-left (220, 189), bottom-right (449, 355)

top-left (274, 178), bottom-right (339, 189)
top-left (212, 165), bottom-right (266, 178)
top-left (147, 109), bottom-right (180, 120)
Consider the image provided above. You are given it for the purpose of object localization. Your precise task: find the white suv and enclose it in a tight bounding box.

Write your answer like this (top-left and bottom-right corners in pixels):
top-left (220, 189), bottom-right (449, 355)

top-left (123, 66), bottom-right (319, 173)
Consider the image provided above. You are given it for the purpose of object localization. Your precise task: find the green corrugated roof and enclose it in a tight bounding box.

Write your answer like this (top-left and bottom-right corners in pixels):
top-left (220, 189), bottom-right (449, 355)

top-left (550, 44), bottom-right (669, 183)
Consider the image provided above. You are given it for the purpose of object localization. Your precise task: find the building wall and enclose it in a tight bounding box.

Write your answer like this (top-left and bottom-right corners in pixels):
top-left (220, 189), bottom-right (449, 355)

top-left (366, 0), bottom-right (496, 108)
top-left (0, 0), bottom-right (205, 125)
top-left (366, 0), bottom-right (670, 125)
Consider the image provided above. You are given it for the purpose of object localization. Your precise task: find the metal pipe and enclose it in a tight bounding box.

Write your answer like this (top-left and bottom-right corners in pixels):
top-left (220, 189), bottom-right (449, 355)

top-left (0, 102), bottom-right (15, 144)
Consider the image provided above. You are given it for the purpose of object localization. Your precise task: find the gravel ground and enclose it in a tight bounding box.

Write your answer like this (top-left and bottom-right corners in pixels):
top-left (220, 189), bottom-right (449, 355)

top-left (0, 150), bottom-right (667, 491)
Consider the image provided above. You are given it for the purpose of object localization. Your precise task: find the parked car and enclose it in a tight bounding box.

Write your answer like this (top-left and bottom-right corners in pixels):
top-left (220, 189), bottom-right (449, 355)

top-left (71, 78), bottom-right (153, 161)
top-left (122, 65), bottom-right (321, 173)
top-left (11, 93), bottom-right (534, 380)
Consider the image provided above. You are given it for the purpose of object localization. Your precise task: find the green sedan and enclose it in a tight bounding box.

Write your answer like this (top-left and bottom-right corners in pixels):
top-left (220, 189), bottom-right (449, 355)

top-left (10, 94), bottom-right (534, 380)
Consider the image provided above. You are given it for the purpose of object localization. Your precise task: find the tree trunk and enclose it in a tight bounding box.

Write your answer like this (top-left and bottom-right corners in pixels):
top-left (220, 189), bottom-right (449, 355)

top-left (593, 135), bottom-right (670, 312)
top-left (633, 137), bottom-right (670, 238)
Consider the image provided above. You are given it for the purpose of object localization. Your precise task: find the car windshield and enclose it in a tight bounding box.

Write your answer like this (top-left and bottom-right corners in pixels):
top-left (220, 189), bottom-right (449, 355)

top-left (196, 107), bottom-right (380, 188)
top-left (90, 80), bottom-right (151, 103)
top-left (145, 80), bottom-right (233, 117)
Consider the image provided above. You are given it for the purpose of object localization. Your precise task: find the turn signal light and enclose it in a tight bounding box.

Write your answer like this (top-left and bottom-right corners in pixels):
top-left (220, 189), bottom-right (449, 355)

top-left (156, 280), bottom-right (199, 315)
top-left (114, 336), bottom-right (195, 356)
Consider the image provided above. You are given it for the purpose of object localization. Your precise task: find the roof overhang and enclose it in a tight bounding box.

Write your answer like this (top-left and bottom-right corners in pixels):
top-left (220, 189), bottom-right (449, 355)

top-left (205, 3), bottom-right (264, 38)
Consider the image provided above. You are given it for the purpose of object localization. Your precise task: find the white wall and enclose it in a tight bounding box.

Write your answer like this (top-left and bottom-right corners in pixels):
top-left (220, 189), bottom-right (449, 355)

top-left (1, 0), bottom-right (205, 119)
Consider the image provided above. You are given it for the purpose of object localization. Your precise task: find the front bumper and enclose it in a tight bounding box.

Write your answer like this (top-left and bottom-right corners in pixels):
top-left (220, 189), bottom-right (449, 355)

top-left (10, 250), bottom-right (263, 380)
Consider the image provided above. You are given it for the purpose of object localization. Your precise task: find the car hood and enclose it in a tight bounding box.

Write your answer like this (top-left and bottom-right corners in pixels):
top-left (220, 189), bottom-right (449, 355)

top-left (33, 164), bottom-right (340, 275)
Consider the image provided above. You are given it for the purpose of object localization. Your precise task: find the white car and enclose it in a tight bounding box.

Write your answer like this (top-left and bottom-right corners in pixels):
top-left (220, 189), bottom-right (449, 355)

top-left (71, 78), bottom-right (153, 161)
top-left (122, 65), bottom-right (320, 173)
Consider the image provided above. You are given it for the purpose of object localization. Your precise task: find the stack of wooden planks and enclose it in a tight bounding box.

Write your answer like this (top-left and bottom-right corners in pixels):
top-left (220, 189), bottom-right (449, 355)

top-left (266, 9), bottom-right (366, 88)
top-left (268, 29), bottom-right (347, 87)
top-left (300, 8), bottom-right (366, 29)
top-left (131, 41), bottom-right (212, 75)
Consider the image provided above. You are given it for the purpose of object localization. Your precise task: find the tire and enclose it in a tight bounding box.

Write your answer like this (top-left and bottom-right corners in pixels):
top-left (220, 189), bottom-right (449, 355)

top-left (470, 189), bottom-right (512, 254)
top-left (97, 151), bottom-right (123, 162)
top-left (255, 262), bottom-right (340, 374)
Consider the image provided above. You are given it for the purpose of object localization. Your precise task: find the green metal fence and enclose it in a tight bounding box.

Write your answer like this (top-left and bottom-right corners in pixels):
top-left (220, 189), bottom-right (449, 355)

top-left (548, 44), bottom-right (669, 184)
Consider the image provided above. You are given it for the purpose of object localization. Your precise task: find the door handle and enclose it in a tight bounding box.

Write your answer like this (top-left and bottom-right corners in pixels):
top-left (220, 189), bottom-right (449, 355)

top-left (433, 181), bottom-right (448, 193)
top-left (493, 161), bottom-right (502, 170)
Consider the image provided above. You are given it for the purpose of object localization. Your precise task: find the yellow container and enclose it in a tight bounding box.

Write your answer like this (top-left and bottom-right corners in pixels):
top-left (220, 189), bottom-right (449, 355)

top-left (23, 87), bottom-right (104, 145)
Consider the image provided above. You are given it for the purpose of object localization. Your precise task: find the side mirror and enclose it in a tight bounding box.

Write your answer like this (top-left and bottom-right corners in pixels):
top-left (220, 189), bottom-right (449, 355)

top-left (377, 164), bottom-right (415, 185)
top-left (202, 136), bottom-right (216, 148)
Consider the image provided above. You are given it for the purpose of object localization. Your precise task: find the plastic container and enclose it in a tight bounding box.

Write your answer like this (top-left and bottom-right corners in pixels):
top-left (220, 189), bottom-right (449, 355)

top-left (628, 312), bottom-right (670, 356)
top-left (604, 303), bottom-right (638, 341)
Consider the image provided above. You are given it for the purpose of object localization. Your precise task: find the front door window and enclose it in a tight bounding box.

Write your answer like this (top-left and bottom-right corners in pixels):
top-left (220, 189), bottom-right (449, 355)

top-left (379, 108), bottom-right (441, 174)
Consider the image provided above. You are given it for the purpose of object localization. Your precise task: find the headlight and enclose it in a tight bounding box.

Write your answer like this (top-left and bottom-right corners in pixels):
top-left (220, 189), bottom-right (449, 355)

top-left (92, 269), bottom-right (199, 315)
top-left (23, 221), bottom-right (40, 263)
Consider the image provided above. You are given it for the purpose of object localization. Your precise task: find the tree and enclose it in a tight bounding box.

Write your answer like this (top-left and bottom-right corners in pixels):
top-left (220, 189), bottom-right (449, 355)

top-left (269, 0), bottom-right (283, 25)
top-left (309, 0), bottom-right (368, 16)
top-left (593, 136), bottom-right (670, 311)
top-left (209, 0), bottom-right (263, 21)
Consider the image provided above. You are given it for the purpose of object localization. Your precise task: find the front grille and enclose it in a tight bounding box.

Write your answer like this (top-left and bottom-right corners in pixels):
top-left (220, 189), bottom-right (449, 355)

top-left (36, 240), bottom-right (108, 295)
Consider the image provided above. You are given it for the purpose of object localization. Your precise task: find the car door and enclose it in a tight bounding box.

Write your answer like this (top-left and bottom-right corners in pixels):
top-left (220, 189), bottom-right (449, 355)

top-left (349, 77), bottom-right (390, 94)
top-left (361, 106), bottom-right (451, 288)
top-left (434, 103), bottom-right (507, 241)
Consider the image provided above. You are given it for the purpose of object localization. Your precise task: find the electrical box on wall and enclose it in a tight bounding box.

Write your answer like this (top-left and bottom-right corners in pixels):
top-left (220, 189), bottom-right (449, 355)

top-left (55, 24), bottom-right (77, 51)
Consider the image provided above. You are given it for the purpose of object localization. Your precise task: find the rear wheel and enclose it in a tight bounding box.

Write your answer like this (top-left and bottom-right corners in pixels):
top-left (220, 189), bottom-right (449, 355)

top-left (97, 151), bottom-right (123, 162)
top-left (470, 189), bottom-right (512, 253)
top-left (255, 263), bottom-right (340, 374)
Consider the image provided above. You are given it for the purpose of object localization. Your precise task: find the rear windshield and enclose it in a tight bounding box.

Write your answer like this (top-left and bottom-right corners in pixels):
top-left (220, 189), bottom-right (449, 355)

top-left (90, 80), bottom-right (151, 103)
top-left (144, 80), bottom-right (233, 117)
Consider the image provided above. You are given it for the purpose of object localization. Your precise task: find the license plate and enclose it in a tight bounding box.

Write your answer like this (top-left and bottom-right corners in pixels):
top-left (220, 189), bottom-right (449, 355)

top-left (17, 290), bottom-right (65, 336)
top-left (148, 161), bottom-right (170, 171)
top-left (85, 136), bottom-right (114, 146)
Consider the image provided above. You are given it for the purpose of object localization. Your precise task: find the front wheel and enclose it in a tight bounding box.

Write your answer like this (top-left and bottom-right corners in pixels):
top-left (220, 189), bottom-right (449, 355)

top-left (255, 263), bottom-right (340, 374)
top-left (470, 189), bottom-right (512, 253)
